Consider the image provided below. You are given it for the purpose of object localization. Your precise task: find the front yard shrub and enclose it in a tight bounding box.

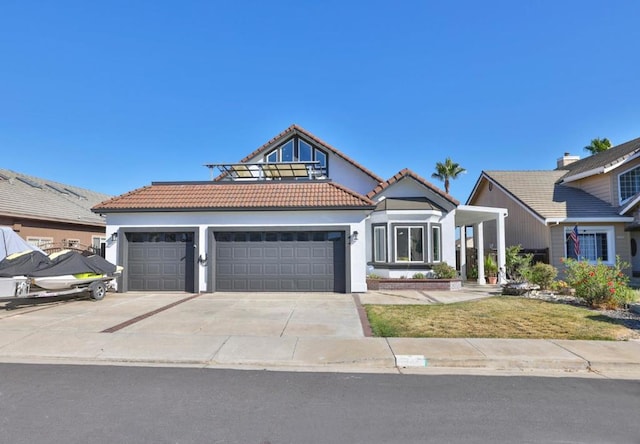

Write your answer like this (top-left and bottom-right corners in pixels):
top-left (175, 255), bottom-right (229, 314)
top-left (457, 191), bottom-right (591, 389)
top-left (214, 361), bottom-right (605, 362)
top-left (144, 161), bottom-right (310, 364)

top-left (367, 273), bottom-right (381, 279)
top-left (563, 257), bottom-right (633, 308)
top-left (525, 263), bottom-right (557, 290)
top-left (505, 245), bottom-right (533, 281)
top-left (412, 272), bottom-right (425, 279)
top-left (432, 262), bottom-right (458, 279)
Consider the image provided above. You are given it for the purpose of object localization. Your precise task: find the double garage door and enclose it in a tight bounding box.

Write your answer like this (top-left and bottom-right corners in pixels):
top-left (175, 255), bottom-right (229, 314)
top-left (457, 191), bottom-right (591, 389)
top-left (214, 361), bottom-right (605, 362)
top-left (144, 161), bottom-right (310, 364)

top-left (215, 231), bottom-right (346, 292)
top-left (126, 230), bottom-right (346, 293)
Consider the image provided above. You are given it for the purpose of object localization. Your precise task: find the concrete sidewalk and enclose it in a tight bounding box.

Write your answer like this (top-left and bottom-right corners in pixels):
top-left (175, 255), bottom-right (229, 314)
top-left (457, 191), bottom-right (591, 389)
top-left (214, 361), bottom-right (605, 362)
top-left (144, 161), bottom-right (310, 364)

top-left (0, 289), bottom-right (637, 379)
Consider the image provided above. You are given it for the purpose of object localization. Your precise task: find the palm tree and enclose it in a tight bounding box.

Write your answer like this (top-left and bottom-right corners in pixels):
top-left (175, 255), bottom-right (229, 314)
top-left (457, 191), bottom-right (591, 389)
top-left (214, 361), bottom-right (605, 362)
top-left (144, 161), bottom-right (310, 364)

top-left (584, 138), bottom-right (612, 155)
top-left (432, 157), bottom-right (466, 194)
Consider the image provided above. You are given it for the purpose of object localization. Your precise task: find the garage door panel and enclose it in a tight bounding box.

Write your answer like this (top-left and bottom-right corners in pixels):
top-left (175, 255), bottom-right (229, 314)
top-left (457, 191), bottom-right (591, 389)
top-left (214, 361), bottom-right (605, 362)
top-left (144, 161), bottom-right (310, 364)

top-left (214, 231), bottom-right (345, 292)
top-left (127, 233), bottom-right (194, 292)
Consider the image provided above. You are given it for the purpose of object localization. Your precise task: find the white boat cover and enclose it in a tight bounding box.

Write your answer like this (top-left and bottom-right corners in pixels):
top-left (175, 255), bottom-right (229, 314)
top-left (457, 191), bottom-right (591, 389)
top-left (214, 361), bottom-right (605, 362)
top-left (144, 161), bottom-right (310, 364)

top-left (0, 227), bottom-right (43, 261)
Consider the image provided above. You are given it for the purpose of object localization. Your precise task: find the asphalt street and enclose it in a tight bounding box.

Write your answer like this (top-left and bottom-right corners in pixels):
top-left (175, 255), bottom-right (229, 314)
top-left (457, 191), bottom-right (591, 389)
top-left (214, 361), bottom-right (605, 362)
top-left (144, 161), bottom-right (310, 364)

top-left (0, 363), bottom-right (638, 444)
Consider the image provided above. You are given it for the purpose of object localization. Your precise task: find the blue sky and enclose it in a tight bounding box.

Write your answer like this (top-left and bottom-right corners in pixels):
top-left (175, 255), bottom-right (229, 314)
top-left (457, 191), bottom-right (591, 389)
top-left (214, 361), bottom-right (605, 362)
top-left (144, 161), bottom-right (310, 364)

top-left (2, 1), bottom-right (639, 202)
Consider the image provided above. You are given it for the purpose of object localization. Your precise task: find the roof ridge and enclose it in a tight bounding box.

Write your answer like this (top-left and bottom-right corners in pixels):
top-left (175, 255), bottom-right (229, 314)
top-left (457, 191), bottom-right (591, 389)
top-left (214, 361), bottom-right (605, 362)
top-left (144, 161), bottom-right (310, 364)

top-left (367, 168), bottom-right (459, 205)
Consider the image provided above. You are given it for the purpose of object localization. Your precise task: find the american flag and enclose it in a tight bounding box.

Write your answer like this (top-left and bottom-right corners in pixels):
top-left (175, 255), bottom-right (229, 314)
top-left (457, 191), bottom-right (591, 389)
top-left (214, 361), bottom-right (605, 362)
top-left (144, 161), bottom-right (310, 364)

top-left (569, 225), bottom-right (580, 257)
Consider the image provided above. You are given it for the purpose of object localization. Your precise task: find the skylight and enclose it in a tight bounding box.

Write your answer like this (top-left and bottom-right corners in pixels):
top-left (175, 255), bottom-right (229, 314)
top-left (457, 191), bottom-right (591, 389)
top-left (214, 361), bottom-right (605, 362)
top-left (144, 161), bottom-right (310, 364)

top-left (64, 188), bottom-right (86, 199)
top-left (46, 183), bottom-right (70, 194)
top-left (16, 176), bottom-right (43, 189)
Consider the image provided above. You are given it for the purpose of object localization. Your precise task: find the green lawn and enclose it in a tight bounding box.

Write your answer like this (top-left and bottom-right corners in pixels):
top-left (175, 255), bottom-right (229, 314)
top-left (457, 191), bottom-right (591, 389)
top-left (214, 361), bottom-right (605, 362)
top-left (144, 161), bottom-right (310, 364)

top-left (365, 296), bottom-right (637, 340)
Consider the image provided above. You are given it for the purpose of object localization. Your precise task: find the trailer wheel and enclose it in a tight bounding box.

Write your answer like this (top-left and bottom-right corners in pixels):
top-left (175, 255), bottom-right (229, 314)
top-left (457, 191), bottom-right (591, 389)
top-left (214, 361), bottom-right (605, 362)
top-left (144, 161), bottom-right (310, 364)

top-left (89, 282), bottom-right (106, 301)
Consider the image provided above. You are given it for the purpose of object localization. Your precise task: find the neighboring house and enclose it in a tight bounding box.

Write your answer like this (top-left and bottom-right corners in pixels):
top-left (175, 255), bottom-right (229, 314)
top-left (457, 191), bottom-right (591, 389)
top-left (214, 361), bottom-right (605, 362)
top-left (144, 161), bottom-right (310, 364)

top-left (0, 169), bottom-right (110, 253)
top-left (467, 136), bottom-right (640, 276)
top-left (93, 125), bottom-right (506, 293)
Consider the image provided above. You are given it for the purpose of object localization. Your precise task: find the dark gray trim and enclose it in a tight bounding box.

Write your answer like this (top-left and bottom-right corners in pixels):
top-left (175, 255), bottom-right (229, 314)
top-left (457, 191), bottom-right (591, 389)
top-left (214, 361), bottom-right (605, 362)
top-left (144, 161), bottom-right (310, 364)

top-left (390, 223), bottom-right (428, 264)
top-left (430, 223), bottom-right (442, 263)
top-left (206, 225), bottom-right (352, 293)
top-left (371, 223), bottom-right (387, 263)
top-left (116, 226), bottom-right (200, 293)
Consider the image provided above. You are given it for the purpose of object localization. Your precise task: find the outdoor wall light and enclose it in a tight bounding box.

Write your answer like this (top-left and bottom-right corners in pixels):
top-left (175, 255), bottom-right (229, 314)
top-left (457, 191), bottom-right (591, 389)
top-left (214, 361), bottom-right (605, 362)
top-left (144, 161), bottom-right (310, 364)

top-left (349, 231), bottom-right (359, 244)
top-left (111, 232), bottom-right (118, 242)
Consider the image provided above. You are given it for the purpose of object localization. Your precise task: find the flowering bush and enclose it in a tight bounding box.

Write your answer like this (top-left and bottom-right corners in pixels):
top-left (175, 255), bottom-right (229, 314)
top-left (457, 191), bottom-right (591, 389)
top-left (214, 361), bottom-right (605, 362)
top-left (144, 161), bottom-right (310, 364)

top-left (562, 256), bottom-right (635, 308)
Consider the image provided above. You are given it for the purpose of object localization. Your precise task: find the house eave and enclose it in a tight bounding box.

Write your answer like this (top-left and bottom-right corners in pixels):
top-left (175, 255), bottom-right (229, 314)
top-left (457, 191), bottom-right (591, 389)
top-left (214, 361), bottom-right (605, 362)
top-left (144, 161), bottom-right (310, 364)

top-left (93, 205), bottom-right (376, 214)
top-left (545, 216), bottom-right (634, 225)
top-left (560, 167), bottom-right (605, 183)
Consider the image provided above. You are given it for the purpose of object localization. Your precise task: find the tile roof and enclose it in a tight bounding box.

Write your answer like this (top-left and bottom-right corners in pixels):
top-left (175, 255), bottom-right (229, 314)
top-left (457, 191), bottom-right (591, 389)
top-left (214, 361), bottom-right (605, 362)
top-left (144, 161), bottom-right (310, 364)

top-left (92, 180), bottom-right (375, 212)
top-left (559, 136), bottom-right (640, 179)
top-left (367, 168), bottom-right (460, 206)
top-left (0, 169), bottom-right (110, 226)
top-left (217, 124), bottom-right (384, 183)
top-left (480, 170), bottom-right (622, 220)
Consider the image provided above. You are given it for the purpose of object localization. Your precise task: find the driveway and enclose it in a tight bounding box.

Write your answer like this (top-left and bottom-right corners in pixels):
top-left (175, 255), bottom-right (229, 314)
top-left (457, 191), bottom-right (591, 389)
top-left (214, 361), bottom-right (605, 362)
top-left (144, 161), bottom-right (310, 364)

top-left (0, 291), bottom-right (365, 338)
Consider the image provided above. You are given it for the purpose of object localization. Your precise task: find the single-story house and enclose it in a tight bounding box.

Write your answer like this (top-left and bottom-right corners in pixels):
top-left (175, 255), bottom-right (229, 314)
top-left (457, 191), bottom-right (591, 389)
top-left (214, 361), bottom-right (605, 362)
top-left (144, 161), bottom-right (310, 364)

top-left (93, 125), bottom-right (507, 293)
top-left (467, 136), bottom-right (640, 276)
top-left (0, 168), bottom-right (110, 252)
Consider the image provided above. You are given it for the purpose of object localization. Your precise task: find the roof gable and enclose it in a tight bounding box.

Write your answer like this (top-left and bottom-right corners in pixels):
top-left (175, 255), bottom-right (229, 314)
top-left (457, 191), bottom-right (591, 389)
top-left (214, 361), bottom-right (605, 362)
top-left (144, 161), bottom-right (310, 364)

top-left (219, 125), bottom-right (384, 187)
top-left (92, 180), bottom-right (375, 212)
top-left (0, 169), bottom-right (110, 226)
top-left (367, 168), bottom-right (459, 212)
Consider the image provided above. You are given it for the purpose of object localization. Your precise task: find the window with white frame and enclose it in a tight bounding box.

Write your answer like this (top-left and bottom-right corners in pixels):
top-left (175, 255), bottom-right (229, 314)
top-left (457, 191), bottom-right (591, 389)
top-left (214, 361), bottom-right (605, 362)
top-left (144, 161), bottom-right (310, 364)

top-left (66, 239), bottom-right (80, 248)
top-left (431, 225), bottom-right (441, 262)
top-left (373, 225), bottom-right (386, 262)
top-left (26, 237), bottom-right (53, 249)
top-left (395, 226), bottom-right (424, 262)
top-left (92, 236), bottom-right (106, 251)
top-left (565, 226), bottom-right (614, 264)
top-left (264, 137), bottom-right (328, 175)
top-left (619, 166), bottom-right (640, 203)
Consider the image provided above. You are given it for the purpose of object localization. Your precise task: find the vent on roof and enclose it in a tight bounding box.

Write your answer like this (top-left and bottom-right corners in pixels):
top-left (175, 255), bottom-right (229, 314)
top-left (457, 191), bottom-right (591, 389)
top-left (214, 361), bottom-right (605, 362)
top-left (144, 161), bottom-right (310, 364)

top-left (46, 183), bottom-right (70, 195)
top-left (0, 173), bottom-right (9, 181)
top-left (64, 188), bottom-right (86, 199)
top-left (16, 176), bottom-right (43, 189)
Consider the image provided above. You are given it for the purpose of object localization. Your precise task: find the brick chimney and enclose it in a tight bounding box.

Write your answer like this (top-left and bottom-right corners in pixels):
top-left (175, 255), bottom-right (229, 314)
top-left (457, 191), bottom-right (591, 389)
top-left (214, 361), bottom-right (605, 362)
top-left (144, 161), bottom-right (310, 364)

top-left (557, 152), bottom-right (580, 168)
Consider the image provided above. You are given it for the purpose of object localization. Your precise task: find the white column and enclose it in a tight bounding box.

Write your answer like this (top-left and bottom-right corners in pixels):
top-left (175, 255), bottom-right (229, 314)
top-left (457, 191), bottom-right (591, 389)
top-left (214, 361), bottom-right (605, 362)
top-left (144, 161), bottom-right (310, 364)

top-left (476, 222), bottom-right (486, 285)
top-left (459, 225), bottom-right (467, 280)
top-left (496, 212), bottom-right (507, 284)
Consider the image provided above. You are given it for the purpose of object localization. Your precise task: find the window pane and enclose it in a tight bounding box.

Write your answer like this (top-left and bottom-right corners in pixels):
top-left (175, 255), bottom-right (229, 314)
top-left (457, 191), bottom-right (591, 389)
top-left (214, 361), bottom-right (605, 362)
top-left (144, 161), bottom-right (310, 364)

top-left (374, 226), bottom-right (386, 262)
top-left (280, 232), bottom-right (294, 241)
top-left (315, 150), bottom-right (327, 168)
top-left (281, 140), bottom-right (294, 162)
top-left (299, 140), bottom-right (312, 161)
top-left (620, 167), bottom-right (640, 202)
top-left (396, 228), bottom-right (409, 261)
top-left (410, 227), bottom-right (423, 261)
top-left (265, 233), bottom-right (278, 242)
top-left (249, 233), bottom-right (262, 242)
top-left (432, 226), bottom-right (441, 262)
top-left (266, 151), bottom-right (278, 162)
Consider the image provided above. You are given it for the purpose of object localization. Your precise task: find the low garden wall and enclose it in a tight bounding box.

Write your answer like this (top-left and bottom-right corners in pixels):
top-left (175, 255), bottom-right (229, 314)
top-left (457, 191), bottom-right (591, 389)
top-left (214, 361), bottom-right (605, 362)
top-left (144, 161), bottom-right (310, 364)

top-left (366, 278), bottom-right (463, 291)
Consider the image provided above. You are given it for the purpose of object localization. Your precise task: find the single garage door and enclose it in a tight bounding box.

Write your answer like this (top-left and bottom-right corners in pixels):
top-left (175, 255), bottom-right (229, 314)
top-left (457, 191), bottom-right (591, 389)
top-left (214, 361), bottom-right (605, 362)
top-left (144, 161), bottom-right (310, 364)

top-left (127, 232), bottom-right (195, 292)
top-left (215, 231), bottom-right (346, 292)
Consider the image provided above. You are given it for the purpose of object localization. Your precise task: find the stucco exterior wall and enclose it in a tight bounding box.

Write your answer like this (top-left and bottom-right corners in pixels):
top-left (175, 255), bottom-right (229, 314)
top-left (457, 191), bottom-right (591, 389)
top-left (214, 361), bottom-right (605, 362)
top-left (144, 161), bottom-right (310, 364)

top-left (105, 209), bottom-right (370, 293)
